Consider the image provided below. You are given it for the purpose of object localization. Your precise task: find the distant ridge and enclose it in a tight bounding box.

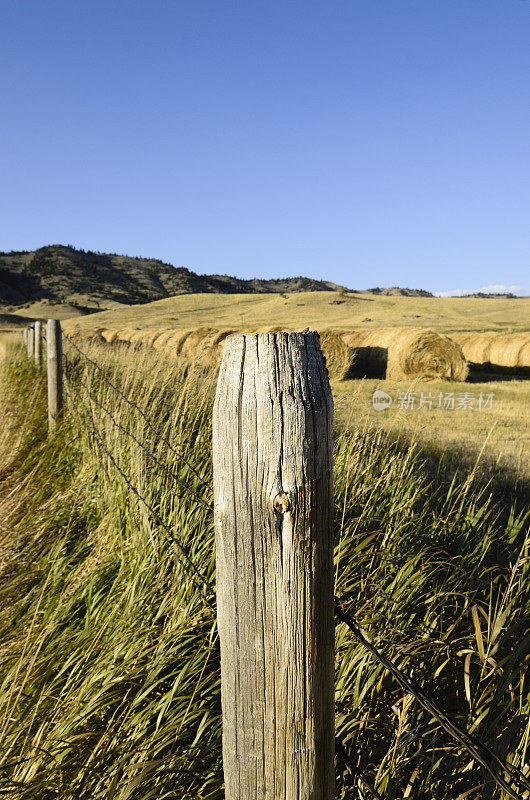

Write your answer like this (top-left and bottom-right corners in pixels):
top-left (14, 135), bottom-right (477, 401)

top-left (0, 244), bottom-right (350, 307)
top-left (368, 286), bottom-right (434, 298)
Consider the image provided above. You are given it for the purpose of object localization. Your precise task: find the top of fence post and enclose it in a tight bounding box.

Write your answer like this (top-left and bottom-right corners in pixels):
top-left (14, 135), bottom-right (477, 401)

top-left (213, 331), bottom-right (335, 800)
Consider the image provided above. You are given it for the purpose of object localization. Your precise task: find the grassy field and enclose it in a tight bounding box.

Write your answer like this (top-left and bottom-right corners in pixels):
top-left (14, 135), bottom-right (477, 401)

top-left (58, 290), bottom-right (530, 488)
top-left (334, 376), bottom-right (530, 492)
top-left (0, 335), bottom-right (529, 798)
top-left (62, 291), bottom-right (530, 335)
top-left (0, 298), bottom-right (127, 328)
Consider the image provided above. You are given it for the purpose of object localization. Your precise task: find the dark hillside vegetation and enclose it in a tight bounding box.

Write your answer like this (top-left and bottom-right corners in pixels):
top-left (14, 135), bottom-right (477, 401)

top-left (0, 337), bottom-right (528, 799)
top-left (0, 244), bottom-right (349, 307)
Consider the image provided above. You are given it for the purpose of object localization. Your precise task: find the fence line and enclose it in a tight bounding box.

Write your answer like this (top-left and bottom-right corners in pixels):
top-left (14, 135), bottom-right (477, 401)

top-left (15, 322), bottom-right (529, 799)
top-left (62, 363), bottom-right (216, 610)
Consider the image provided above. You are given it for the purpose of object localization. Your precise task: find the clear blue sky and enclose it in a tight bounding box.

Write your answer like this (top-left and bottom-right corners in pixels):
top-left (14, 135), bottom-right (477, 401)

top-left (1, 0), bottom-right (529, 294)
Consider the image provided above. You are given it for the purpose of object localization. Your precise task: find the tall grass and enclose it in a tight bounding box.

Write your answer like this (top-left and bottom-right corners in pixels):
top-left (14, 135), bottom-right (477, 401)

top-left (0, 338), bottom-right (528, 799)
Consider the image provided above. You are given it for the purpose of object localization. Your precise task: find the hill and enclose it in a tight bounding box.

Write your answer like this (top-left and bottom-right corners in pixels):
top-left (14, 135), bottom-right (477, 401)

top-left (64, 289), bottom-right (530, 335)
top-left (0, 244), bottom-right (349, 308)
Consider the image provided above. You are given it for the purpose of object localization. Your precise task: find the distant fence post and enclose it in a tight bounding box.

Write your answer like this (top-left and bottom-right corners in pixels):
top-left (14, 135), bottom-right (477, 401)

top-left (47, 320), bottom-right (63, 432)
top-left (23, 328), bottom-right (28, 347)
top-left (213, 331), bottom-right (335, 800)
top-left (27, 325), bottom-right (35, 359)
top-left (34, 321), bottom-right (43, 369)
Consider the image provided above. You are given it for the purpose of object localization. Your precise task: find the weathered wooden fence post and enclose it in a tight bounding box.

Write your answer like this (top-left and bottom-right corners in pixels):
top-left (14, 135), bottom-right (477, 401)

top-left (213, 331), bottom-right (335, 800)
top-left (46, 320), bottom-right (63, 432)
top-left (27, 325), bottom-right (35, 359)
top-left (34, 321), bottom-right (43, 369)
top-left (23, 328), bottom-right (28, 347)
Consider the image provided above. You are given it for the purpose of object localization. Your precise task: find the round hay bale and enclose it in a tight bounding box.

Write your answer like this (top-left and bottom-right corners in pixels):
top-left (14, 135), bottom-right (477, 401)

top-left (156, 330), bottom-right (192, 355)
top-left (452, 331), bottom-right (530, 375)
top-left (114, 328), bottom-right (146, 349)
top-left (78, 328), bottom-right (105, 345)
top-left (141, 329), bottom-right (167, 347)
top-left (99, 329), bottom-right (121, 344)
top-left (318, 330), bottom-right (357, 380)
top-left (516, 338), bottom-right (530, 372)
top-left (151, 329), bottom-right (179, 351)
top-left (450, 332), bottom-right (498, 368)
top-left (342, 328), bottom-right (468, 381)
top-left (198, 329), bottom-right (237, 362)
top-left (179, 328), bottom-right (217, 359)
top-left (152, 328), bottom-right (219, 366)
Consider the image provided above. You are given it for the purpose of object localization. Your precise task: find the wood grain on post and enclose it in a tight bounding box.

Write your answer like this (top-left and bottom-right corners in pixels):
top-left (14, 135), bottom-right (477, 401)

top-left (47, 320), bottom-right (63, 431)
top-left (34, 321), bottom-right (43, 369)
top-left (27, 325), bottom-right (35, 359)
top-left (213, 331), bottom-right (335, 800)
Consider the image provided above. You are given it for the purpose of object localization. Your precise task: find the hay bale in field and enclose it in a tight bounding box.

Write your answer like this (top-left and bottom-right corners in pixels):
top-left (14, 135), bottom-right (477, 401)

top-left (74, 328), bottom-right (106, 345)
top-left (198, 329), bottom-right (237, 362)
top-left (207, 329), bottom-right (237, 348)
top-left (112, 328), bottom-right (146, 348)
top-left (141, 329), bottom-right (168, 347)
top-left (179, 328), bottom-right (218, 359)
top-left (318, 330), bottom-right (357, 380)
top-left (157, 328), bottom-right (214, 358)
top-left (151, 329), bottom-right (178, 351)
top-left (452, 332), bottom-right (530, 375)
top-left (99, 329), bottom-right (121, 344)
top-left (341, 328), bottom-right (468, 381)
top-left (450, 332), bottom-right (498, 368)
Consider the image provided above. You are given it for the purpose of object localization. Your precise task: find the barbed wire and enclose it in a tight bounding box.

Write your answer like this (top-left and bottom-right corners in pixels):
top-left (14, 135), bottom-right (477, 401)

top-left (62, 333), bottom-right (213, 493)
top-left (63, 366), bottom-right (216, 612)
top-left (334, 597), bottom-right (529, 800)
top-left (64, 354), bottom-right (213, 511)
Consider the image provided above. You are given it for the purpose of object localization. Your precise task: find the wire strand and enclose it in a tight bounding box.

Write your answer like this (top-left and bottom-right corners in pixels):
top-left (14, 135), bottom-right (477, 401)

top-left (335, 597), bottom-right (528, 800)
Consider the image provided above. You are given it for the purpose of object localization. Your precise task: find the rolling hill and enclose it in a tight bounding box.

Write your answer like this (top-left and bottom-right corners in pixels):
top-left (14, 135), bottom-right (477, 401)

top-left (0, 244), bottom-right (350, 308)
top-left (63, 289), bottom-right (530, 335)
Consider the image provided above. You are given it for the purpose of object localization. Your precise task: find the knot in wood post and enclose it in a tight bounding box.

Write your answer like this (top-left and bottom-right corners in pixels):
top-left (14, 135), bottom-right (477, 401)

top-left (213, 331), bottom-right (335, 800)
top-left (273, 491), bottom-right (291, 514)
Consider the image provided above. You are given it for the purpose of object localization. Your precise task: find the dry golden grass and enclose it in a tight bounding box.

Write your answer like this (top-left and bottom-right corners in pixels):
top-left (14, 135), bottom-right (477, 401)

top-left (63, 291), bottom-right (530, 335)
top-left (333, 375), bottom-right (530, 486)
